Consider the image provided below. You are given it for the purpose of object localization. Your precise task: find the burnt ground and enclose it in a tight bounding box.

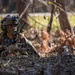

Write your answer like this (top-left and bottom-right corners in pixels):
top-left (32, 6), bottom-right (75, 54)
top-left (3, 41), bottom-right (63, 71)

top-left (0, 55), bottom-right (75, 75)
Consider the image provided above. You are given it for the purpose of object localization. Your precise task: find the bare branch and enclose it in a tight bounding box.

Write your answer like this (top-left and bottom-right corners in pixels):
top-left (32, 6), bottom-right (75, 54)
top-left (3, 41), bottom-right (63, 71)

top-left (28, 14), bottom-right (47, 27)
top-left (19, 3), bottom-right (30, 19)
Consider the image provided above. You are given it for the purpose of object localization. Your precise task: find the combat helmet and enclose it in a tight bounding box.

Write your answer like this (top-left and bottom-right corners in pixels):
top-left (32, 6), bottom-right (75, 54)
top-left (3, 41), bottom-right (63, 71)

top-left (1, 15), bottom-right (19, 31)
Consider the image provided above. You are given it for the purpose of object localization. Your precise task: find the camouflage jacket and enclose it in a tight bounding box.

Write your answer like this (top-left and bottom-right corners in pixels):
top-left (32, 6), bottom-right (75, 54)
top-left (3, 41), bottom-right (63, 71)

top-left (0, 32), bottom-right (37, 55)
top-left (0, 32), bottom-right (29, 46)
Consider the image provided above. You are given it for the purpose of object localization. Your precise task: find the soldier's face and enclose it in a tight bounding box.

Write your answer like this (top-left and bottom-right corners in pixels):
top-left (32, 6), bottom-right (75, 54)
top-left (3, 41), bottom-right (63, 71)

top-left (6, 25), bottom-right (16, 35)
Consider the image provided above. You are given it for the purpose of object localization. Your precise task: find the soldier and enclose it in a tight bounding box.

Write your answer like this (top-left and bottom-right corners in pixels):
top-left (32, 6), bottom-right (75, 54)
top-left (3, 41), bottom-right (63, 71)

top-left (0, 15), bottom-right (39, 57)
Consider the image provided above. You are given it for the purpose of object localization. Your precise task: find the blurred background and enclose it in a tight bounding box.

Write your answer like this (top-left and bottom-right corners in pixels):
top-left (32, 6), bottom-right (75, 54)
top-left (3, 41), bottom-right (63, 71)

top-left (0, 0), bottom-right (75, 13)
top-left (0, 0), bottom-right (75, 32)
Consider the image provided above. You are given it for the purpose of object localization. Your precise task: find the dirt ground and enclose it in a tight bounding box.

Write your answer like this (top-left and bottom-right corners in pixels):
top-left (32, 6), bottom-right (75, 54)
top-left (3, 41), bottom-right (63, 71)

top-left (0, 55), bottom-right (75, 75)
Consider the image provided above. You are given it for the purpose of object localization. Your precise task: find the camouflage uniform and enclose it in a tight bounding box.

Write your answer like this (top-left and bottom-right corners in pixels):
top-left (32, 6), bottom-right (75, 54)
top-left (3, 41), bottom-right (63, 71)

top-left (0, 32), bottom-right (29, 46)
top-left (0, 15), bottom-right (39, 57)
top-left (0, 32), bottom-right (38, 57)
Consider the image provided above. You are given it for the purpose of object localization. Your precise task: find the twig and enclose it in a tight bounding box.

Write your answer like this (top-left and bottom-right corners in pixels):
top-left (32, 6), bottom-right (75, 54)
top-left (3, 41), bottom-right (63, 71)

top-left (38, 0), bottom-right (66, 13)
top-left (57, 35), bottom-right (72, 51)
top-left (28, 14), bottom-right (47, 27)
top-left (20, 3), bottom-right (30, 19)
top-left (3, 59), bottom-right (11, 67)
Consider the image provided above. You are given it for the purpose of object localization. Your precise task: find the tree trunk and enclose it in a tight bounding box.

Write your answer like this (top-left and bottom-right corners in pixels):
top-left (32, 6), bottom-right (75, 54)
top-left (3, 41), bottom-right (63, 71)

top-left (47, 0), bottom-right (55, 34)
top-left (16, 0), bottom-right (30, 30)
top-left (56, 0), bottom-right (71, 32)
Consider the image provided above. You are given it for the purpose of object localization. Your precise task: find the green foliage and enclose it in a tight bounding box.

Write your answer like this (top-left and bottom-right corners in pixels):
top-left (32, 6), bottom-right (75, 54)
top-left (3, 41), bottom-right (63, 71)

top-left (28, 15), bottom-right (60, 32)
top-left (28, 14), bottom-right (75, 32)
top-left (0, 14), bottom-right (75, 32)
top-left (68, 15), bottom-right (75, 27)
top-left (48, 1), bottom-right (53, 5)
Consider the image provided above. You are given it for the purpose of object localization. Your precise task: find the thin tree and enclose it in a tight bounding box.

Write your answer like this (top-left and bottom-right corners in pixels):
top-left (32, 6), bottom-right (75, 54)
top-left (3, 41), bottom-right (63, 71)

top-left (56, 0), bottom-right (71, 32)
top-left (47, 0), bottom-right (55, 34)
top-left (16, 0), bottom-right (30, 30)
